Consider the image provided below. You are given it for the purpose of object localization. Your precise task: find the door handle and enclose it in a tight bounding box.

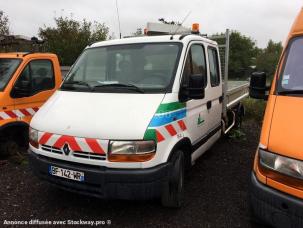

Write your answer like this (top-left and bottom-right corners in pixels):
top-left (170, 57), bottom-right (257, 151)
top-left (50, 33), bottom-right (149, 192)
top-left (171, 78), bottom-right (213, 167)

top-left (207, 101), bottom-right (212, 110)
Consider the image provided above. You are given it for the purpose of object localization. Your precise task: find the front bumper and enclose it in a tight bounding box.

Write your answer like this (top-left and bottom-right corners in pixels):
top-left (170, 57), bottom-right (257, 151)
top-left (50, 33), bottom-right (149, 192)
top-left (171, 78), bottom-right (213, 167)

top-left (250, 172), bottom-right (303, 228)
top-left (29, 150), bottom-right (171, 200)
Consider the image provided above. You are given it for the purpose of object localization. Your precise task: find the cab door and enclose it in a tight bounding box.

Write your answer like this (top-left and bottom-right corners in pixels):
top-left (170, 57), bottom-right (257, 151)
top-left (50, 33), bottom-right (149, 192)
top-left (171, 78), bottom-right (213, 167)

top-left (181, 42), bottom-right (210, 149)
top-left (11, 59), bottom-right (57, 124)
top-left (206, 46), bottom-right (222, 132)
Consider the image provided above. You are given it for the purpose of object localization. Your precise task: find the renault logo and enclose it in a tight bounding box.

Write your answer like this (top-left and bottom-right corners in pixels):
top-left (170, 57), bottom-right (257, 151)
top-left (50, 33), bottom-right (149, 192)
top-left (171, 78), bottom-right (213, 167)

top-left (63, 143), bottom-right (71, 155)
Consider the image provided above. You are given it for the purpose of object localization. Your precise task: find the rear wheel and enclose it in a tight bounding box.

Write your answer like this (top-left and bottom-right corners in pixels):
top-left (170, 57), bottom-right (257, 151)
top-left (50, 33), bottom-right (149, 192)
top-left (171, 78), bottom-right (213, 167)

top-left (235, 104), bottom-right (245, 128)
top-left (161, 150), bottom-right (185, 208)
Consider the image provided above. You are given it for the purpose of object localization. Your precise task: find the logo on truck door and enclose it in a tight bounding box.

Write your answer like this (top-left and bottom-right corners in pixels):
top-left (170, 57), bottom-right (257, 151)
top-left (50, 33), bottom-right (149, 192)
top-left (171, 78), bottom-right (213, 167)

top-left (197, 114), bottom-right (205, 126)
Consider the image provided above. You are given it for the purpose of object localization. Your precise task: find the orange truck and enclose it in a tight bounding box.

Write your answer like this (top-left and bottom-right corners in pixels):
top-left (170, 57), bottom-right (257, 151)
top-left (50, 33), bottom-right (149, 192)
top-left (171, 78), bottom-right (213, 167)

top-left (0, 53), bottom-right (62, 156)
top-left (249, 9), bottom-right (303, 227)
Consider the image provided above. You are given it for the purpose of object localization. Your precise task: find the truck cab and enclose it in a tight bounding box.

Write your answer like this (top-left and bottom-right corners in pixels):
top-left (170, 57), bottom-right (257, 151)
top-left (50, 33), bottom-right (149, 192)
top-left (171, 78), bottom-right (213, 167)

top-left (249, 8), bottom-right (303, 227)
top-left (29, 26), bottom-right (247, 207)
top-left (0, 53), bottom-right (62, 155)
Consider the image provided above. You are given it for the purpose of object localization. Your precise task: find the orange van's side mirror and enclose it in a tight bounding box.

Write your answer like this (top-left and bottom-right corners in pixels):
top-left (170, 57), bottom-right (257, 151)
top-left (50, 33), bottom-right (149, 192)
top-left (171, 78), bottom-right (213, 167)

top-left (249, 72), bottom-right (269, 100)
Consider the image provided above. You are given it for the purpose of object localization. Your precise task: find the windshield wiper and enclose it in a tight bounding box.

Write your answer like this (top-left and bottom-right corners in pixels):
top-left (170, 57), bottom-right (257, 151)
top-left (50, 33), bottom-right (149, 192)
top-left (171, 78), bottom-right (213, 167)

top-left (62, 81), bottom-right (93, 91)
top-left (278, 90), bottom-right (303, 95)
top-left (93, 83), bottom-right (145, 93)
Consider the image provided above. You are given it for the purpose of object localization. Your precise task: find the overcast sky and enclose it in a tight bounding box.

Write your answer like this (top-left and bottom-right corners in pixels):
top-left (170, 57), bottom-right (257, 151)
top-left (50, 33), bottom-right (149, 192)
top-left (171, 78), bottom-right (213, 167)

top-left (1, 0), bottom-right (303, 48)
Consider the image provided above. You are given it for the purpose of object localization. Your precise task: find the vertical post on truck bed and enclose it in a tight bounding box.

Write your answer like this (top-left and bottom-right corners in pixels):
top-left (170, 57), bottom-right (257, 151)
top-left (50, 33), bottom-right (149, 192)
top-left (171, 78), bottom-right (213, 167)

top-left (223, 29), bottom-right (230, 120)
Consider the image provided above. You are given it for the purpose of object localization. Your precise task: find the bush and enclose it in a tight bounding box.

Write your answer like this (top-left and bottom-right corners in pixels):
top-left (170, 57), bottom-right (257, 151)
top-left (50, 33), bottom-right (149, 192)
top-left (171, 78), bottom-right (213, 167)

top-left (242, 98), bottom-right (266, 122)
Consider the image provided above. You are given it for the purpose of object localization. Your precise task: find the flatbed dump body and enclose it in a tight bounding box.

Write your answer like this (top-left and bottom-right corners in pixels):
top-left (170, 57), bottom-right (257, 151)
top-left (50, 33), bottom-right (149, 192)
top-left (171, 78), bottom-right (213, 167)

top-left (226, 81), bottom-right (249, 108)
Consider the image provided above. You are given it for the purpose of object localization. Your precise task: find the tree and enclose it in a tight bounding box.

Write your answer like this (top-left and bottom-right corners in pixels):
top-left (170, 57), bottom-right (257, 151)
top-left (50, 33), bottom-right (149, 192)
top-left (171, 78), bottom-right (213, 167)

top-left (39, 16), bottom-right (109, 65)
top-left (256, 40), bottom-right (283, 79)
top-left (0, 11), bottom-right (10, 35)
top-left (212, 31), bottom-right (260, 80)
top-left (228, 31), bottom-right (260, 79)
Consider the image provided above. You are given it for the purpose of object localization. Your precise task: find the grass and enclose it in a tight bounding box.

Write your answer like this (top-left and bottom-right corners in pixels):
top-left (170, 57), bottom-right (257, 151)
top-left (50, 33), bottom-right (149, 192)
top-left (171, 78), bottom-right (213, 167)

top-left (228, 98), bottom-right (266, 141)
top-left (229, 129), bottom-right (247, 141)
top-left (242, 98), bottom-right (267, 122)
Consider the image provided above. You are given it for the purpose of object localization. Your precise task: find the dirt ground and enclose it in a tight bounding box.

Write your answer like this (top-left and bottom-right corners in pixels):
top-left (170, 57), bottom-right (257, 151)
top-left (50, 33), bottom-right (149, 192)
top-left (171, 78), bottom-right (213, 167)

top-left (0, 120), bottom-right (269, 228)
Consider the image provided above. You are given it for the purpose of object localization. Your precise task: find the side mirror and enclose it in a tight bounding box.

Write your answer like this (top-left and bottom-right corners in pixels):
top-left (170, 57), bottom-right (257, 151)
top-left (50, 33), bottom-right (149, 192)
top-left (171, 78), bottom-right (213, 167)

top-left (179, 74), bottom-right (205, 101)
top-left (11, 81), bottom-right (31, 98)
top-left (188, 74), bottom-right (205, 99)
top-left (249, 72), bottom-right (269, 100)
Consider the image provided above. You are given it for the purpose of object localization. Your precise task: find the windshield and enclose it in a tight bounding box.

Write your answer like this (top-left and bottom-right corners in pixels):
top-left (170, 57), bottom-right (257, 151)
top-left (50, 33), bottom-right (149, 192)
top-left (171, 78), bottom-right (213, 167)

top-left (0, 58), bottom-right (21, 91)
top-left (278, 37), bottom-right (303, 94)
top-left (62, 42), bottom-right (182, 93)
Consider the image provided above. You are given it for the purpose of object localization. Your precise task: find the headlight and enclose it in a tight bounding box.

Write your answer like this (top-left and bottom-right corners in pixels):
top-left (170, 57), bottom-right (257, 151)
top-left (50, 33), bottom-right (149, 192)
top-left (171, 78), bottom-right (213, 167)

top-left (109, 141), bottom-right (156, 162)
top-left (29, 127), bottom-right (39, 148)
top-left (259, 149), bottom-right (303, 180)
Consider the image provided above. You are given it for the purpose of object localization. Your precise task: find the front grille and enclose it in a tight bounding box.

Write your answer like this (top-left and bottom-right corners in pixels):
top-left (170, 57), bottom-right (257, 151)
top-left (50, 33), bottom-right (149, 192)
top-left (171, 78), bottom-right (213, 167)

top-left (73, 151), bottom-right (106, 160)
top-left (41, 145), bottom-right (106, 161)
top-left (41, 145), bottom-right (62, 154)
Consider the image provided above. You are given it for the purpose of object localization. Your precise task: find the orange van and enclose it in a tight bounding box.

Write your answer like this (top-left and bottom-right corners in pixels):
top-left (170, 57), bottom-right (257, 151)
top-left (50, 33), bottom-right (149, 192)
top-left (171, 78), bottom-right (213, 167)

top-left (249, 8), bottom-right (303, 227)
top-left (0, 53), bottom-right (62, 156)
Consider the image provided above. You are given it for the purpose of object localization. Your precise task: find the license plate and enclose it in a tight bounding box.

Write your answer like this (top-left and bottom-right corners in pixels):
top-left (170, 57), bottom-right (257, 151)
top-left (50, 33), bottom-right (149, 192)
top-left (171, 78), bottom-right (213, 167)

top-left (49, 165), bottom-right (84, 182)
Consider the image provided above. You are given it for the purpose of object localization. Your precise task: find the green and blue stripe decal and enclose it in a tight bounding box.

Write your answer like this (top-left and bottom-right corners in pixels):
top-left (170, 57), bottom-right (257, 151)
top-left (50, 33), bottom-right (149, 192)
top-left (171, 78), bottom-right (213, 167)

top-left (144, 102), bottom-right (187, 143)
top-left (149, 108), bottom-right (186, 127)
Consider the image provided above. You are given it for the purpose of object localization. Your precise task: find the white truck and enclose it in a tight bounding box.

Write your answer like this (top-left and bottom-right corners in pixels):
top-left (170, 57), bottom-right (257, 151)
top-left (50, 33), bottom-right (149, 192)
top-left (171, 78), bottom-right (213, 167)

top-left (28, 24), bottom-right (248, 207)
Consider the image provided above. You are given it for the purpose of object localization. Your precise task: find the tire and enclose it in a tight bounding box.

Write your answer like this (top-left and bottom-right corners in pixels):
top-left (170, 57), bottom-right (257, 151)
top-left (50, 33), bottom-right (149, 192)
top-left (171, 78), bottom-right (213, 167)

top-left (0, 140), bottom-right (19, 158)
top-left (249, 190), bottom-right (267, 226)
top-left (235, 104), bottom-right (245, 129)
top-left (249, 202), bottom-right (266, 226)
top-left (235, 113), bottom-right (243, 128)
top-left (161, 150), bottom-right (185, 208)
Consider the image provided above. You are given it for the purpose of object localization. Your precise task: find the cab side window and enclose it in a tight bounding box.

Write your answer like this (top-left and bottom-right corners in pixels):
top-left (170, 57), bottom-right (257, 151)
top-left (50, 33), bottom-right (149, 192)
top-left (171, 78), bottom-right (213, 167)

top-left (14, 60), bottom-right (55, 97)
top-left (30, 60), bottom-right (55, 93)
top-left (18, 65), bottom-right (30, 83)
top-left (182, 51), bottom-right (192, 87)
top-left (182, 44), bottom-right (207, 87)
top-left (208, 48), bottom-right (220, 87)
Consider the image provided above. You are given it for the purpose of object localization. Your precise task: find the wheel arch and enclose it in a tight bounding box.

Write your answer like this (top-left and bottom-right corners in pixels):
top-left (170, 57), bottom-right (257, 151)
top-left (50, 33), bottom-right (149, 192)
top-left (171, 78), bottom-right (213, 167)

top-left (0, 121), bottom-right (29, 132)
top-left (0, 121), bottom-right (29, 146)
top-left (167, 137), bottom-right (192, 169)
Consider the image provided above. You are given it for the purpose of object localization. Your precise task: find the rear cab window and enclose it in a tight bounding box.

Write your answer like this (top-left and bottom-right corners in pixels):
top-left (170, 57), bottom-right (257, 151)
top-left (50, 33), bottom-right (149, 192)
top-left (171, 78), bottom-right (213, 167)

top-left (207, 47), bottom-right (220, 87)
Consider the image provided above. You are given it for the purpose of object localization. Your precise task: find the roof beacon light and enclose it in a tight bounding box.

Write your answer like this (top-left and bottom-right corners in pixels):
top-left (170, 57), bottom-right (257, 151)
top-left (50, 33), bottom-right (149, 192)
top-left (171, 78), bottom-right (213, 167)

top-left (192, 23), bottom-right (200, 34)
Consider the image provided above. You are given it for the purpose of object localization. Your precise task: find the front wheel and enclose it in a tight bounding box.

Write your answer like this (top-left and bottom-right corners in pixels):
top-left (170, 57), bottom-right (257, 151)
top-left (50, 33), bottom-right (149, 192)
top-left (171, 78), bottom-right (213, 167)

top-left (161, 150), bottom-right (185, 208)
top-left (0, 140), bottom-right (19, 158)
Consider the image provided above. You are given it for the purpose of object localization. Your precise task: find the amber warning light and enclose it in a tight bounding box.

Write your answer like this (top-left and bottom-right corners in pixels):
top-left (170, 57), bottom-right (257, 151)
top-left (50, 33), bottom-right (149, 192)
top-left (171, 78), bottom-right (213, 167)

top-left (192, 23), bottom-right (200, 34)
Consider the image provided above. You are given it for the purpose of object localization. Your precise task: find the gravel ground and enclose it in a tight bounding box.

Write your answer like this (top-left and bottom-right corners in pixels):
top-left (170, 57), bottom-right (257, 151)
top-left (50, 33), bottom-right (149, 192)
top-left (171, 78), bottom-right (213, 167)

top-left (0, 120), bottom-right (269, 228)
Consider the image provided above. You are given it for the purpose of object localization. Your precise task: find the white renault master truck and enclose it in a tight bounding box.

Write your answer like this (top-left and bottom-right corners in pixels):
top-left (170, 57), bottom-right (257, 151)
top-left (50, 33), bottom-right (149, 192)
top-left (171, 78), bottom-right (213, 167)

top-left (28, 25), bottom-right (248, 207)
